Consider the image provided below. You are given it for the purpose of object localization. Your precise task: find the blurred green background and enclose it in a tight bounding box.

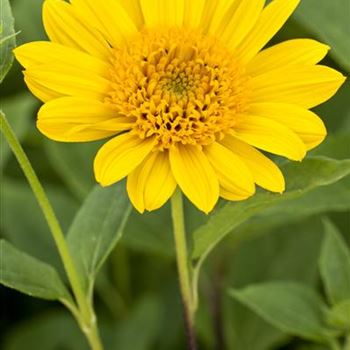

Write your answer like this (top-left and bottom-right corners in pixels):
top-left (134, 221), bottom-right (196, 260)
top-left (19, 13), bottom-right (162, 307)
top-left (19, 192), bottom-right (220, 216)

top-left (1, 0), bottom-right (349, 349)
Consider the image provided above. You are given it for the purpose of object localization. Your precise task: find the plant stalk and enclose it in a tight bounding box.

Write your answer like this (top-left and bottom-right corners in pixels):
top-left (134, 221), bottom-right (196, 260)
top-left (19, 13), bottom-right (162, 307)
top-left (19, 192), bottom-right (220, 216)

top-left (171, 189), bottom-right (197, 350)
top-left (345, 334), bottom-right (350, 350)
top-left (0, 113), bottom-right (102, 350)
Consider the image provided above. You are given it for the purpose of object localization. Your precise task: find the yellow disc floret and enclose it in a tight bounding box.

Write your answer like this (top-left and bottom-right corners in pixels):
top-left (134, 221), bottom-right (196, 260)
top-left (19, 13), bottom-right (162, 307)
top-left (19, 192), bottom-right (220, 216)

top-left (106, 28), bottom-right (250, 150)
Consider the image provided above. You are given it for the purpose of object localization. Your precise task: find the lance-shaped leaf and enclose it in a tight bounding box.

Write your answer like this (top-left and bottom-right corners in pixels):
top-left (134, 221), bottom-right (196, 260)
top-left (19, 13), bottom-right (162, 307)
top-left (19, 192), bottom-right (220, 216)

top-left (192, 157), bottom-right (350, 260)
top-left (67, 183), bottom-right (131, 294)
top-left (0, 0), bottom-right (16, 83)
top-left (0, 240), bottom-right (71, 302)
top-left (229, 282), bottom-right (334, 342)
top-left (319, 219), bottom-right (350, 305)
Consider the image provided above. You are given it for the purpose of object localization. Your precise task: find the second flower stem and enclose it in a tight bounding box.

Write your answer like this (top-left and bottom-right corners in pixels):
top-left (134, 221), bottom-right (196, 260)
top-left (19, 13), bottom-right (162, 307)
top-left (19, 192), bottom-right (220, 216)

top-left (171, 189), bottom-right (197, 350)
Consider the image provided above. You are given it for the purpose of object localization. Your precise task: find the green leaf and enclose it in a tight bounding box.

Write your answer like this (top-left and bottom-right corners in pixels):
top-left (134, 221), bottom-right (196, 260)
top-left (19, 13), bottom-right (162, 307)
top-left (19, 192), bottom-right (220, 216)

top-left (1, 178), bottom-right (79, 269)
top-left (0, 240), bottom-right (71, 302)
top-left (67, 183), bottom-right (131, 293)
top-left (0, 0), bottom-right (16, 83)
top-left (293, 0), bottom-right (350, 72)
top-left (111, 296), bottom-right (162, 350)
top-left (320, 219), bottom-right (350, 305)
top-left (192, 157), bottom-right (350, 260)
top-left (3, 311), bottom-right (87, 350)
top-left (225, 218), bottom-right (324, 350)
top-left (0, 93), bottom-right (38, 168)
top-left (327, 299), bottom-right (350, 331)
top-left (44, 140), bottom-right (98, 201)
top-left (11, 0), bottom-right (46, 43)
top-left (229, 282), bottom-right (333, 342)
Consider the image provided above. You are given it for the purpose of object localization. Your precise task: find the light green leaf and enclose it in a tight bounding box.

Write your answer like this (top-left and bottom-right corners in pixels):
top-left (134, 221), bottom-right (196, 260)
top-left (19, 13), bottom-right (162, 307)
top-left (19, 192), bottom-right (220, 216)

top-left (229, 282), bottom-right (333, 342)
top-left (67, 183), bottom-right (131, 293)
top-left (293, 0), bottom-right (350, 72)
top-left (0, 93), bottom-right (38, 168)
top-left (327, 299), bottom-right (350, 331)
top-left (320, 219), bottom-right (350, 305)
top-left (44, 141), bottom-right (99, 200)
top-left (192, 157), bottom-right (350, 260)
top-left (0, 240), bottom-right (71, 302)
top-left (0, 0), bottom-right (16, 83)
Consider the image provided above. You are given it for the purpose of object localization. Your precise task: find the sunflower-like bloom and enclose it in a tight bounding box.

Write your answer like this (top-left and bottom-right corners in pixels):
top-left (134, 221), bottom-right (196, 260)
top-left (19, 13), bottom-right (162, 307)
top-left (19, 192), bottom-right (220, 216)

top-left (15, 0), bottom-right (345, 213)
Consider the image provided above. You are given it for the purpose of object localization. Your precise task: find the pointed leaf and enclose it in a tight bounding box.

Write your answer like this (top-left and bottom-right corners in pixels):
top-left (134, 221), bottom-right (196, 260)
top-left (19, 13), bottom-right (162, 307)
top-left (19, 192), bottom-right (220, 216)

top-left (0, 240), bottom-right (71, 302)
top-left (294, 0), bottom-right (350, 72)
top-left (67, 183), bottom-right (131, 293)
top-left (320, 219), bottom-right (350, 305)
top-left (192, 157), bottom-right (350, 260)
top-left (0, 0), bottom-right (16, 83)
top-left (229, 282), bottom-right (334, 342)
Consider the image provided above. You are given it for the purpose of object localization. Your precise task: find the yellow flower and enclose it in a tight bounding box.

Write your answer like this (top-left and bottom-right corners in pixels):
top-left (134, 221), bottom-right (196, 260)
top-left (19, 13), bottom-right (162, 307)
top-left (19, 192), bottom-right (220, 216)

top-left (15, 0), bottom-right (345, 213)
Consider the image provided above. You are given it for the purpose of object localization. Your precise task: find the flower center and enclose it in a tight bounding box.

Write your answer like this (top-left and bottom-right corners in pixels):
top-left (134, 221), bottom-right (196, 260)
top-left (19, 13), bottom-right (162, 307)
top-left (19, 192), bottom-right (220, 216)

top-left (106, 28), bottom-right (250, 150)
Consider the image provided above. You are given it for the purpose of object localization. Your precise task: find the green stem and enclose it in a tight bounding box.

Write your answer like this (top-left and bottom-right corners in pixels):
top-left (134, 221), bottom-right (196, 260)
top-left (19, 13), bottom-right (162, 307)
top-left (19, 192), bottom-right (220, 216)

top-left (345, 334), bottom-right (350, 350)
top-left (171, 189), bottom-right (197, 350)
top-left (0, 113), bottom-right (102, 350)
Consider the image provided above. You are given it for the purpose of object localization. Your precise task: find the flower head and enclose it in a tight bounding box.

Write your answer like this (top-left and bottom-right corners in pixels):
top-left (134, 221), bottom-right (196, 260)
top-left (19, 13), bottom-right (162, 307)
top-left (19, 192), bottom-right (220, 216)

top-left (15, 0), bottom-right (346, 213)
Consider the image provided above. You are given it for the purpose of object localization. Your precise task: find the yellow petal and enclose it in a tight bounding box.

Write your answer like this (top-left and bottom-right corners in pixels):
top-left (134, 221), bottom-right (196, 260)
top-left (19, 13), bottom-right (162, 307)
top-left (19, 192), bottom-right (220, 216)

top-left (14, 41), bottom-right (110, 78)
top-left (205, 0), bottom-right (240, 34)
top-left (249, 103), bottom-right (327, 150)
top-left (220, 0), bottom-right (265, 50)
top-left (184, 0), bottom-right (206, 28)
top-left (169, 144), bottom-right (219, 213)
top-left (43, 0), bottom-right (110, 59)
top-left (94, 133), bottom-right (155, 186)
top-left (37, 97), bottom-right (133, 142)
top-left (127, 151), bottom-right (176, 213)
top-left (69, 0), bottom-right (137, 47)
top-left (24, 75), bottom-right (61, 102)
top-left (221, 135), bottom-right (285, 193)
top-left (118, 0), bottom-right (144, 29)
top-left (247, 39), bottom-right (330, 76)
top-left (236, 0), bottom-right (300, 63)
top-left (250, 65), bottom-right (346, 109)
top-left (233, 115), bottom-right (306, 161)
top-left (24, 64), bottom-right (110, 100)
top-left (205, 142), bottom-right (255, 201)
top-left (140, 0), bottom-right (184, 28)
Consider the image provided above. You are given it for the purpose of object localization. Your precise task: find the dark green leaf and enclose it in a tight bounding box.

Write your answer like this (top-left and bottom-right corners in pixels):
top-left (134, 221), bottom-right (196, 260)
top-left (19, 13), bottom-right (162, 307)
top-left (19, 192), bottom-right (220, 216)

top-left (11, 0), bottom-right (46, 43)
top-left (293, 0), bottom-right (350, 72)
top-left (225, 218), bottom-right (324, 350)
top-left (0, 93), bottom-right (38, 168)
top-left (44, 140), bottom-right (98, 200)
top-left (111, 296), bottom-right (162, 350)
top-left (3, 311), bottom-right (87, 350)
top-left (327, 299), bottom-right (350, 331)
top-left (0, 0), bottom-right (16, 83)
top-left (192, 157), bottom-right (350, 260)
top-left (0, 240), bottom-right (71, 302)
top-left (67, 183), bottom-right (131, 293)
top-left (229, 282), bottom-right (333, 342)
top-left (320, 219), bottom-right (350, 305)
top-left (1, 178), bottom-right (79, 269)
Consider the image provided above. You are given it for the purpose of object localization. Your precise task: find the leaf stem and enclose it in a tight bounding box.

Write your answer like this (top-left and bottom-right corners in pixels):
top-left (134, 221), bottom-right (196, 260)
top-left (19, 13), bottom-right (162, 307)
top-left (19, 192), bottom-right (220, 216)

top-left (0, 112), bottom-right (102, 350)
top-left (171, 189), bottom-right (197, 350)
